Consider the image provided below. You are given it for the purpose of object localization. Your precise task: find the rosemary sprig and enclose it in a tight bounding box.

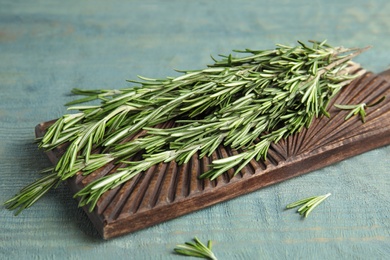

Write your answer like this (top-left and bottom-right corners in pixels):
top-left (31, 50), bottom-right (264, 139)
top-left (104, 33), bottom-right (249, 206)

top-left (335, 95), bottom-right (386, 122)
top-left (3, 172), bottom-right (61, 216)
top-left (4, 40), bottom-right (368, 214)
top-left (174, 237), bottom-right (218, 260)
top-left (286, 193), bottom-right (331, 218)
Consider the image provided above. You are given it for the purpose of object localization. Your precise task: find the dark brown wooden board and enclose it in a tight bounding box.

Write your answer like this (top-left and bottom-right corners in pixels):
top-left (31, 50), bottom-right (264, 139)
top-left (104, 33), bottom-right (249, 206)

top-left (35, 69), bottom-right (390, 239)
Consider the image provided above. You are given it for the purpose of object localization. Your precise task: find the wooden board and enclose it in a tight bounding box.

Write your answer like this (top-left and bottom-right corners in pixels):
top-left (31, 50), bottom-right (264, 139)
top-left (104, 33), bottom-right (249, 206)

top-left (35, 69), bottom-right (390, 239)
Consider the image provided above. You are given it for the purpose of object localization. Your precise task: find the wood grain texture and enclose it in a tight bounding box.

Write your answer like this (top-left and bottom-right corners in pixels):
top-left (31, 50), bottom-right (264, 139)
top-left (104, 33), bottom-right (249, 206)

top-left (35, 69), bottom-right (390, 239)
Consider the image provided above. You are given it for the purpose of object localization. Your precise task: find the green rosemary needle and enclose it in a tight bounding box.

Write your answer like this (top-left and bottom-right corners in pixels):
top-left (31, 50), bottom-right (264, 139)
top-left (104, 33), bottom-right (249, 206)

top-left (286, 193), bottom-right (331, 218)
top-left (174, 237), bottom-right (218, 260)
top-left (335, 95), bottom-right (386, 122)
top-left (3, 172), bottom-right (61, 216)
top-left (4, 40), bottom-right (369, 214)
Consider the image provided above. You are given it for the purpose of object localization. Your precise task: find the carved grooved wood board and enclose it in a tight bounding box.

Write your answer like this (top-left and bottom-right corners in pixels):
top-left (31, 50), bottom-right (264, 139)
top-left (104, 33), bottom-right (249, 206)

top-left (35, 70), bottom-right (390, 239)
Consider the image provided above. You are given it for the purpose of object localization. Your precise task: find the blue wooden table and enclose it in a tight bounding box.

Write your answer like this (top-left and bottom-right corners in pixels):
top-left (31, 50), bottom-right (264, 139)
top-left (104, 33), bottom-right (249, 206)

top-left (1, 1), bottom-right (389, 259)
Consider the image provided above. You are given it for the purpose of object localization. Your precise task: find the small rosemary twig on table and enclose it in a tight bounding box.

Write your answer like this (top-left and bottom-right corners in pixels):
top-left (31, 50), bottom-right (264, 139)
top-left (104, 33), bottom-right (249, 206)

top-left (174, 237), bottom-right (218, 260)
top-left (286, 193), bottom-right (331, 218)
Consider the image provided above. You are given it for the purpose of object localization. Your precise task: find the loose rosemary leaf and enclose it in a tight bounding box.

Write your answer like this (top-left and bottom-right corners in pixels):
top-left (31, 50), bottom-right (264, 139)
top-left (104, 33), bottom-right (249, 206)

top-left (335, 95), bottom-right (386, 122)
top-left (286, 193), bottom-right (331, 218)
top-left (174, 237), bottom-right (218, 260)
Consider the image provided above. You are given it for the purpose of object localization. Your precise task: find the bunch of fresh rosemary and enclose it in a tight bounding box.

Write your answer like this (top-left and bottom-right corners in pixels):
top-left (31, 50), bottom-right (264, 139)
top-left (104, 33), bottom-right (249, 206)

top-left (5, 40), bottom-right (368, 214)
